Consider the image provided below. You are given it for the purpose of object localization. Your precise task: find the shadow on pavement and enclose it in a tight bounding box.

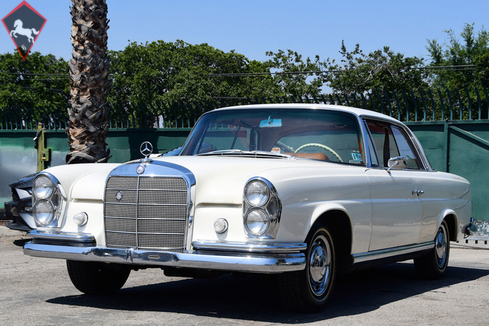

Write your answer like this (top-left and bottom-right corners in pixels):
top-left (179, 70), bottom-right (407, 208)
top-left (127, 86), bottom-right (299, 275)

top-left (13, 238), bottom-right (31, 247)
top-left (46, 262), bottom-right (489, 323)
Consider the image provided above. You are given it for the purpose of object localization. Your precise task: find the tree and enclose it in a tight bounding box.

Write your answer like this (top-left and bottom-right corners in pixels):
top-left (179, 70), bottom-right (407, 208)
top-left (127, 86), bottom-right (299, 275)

top-left (0, 51), bottom-right (69, 108)
top-left (264, 49), bottom-right (327, 98)
top-left (323, 41), bottom-right (428, 96)
top-left (426, 23), bottom-right (489, 89)
top-left (108, 40), bottom-right (275, 107)
top-left (66, 0), bottom-right (111, 164)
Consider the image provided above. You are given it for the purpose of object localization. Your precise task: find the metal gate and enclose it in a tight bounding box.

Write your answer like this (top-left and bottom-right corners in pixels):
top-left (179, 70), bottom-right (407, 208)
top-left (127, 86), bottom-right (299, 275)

top-left (409, 121), bottom-right (489, 223)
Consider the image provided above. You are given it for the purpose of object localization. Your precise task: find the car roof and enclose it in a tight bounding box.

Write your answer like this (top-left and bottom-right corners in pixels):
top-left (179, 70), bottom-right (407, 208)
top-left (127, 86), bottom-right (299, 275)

top-left (213, 103), bottom-right (400, 123)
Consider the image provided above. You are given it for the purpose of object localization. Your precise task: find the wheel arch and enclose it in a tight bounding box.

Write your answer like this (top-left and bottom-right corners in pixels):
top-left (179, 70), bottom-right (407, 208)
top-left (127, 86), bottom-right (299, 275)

top-left (442, 212), bottom-right (458, 242)
top-left (310, 209), bottom-right (353, 272)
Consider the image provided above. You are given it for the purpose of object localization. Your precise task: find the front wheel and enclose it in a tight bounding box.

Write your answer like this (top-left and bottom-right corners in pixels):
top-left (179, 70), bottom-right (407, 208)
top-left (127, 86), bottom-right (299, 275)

top-left (278, 224), bottom-right (336, 313)
top-left (66, 260), bottom-right (131, 295)
top-left (414, 220), bottom-right (450, 279)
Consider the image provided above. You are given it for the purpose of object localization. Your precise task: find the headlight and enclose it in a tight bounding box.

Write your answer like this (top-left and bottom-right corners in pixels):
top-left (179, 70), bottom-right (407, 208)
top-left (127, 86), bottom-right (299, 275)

top-left (244, 208), bottom-right (270, 236)
top-left (33, 200), bottom-right (55, 226)
top-left (33, 175), bottom-right (55, 199)
top-left (244, 180), bottom-right (270, 207)
top-left (243, 177), bottom-right (281, 238)
top-left (32, 173), bottom-right (65, 228)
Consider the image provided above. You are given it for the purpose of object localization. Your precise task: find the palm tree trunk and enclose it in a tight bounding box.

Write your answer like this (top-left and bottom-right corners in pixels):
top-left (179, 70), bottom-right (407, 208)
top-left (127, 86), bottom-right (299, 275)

top-left (66, 0), bottom-right (110, 164)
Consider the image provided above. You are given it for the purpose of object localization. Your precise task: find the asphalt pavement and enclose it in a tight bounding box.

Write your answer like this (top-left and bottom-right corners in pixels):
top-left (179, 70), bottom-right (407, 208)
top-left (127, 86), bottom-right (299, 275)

top-left (1, 229), bottom-right (489, 326)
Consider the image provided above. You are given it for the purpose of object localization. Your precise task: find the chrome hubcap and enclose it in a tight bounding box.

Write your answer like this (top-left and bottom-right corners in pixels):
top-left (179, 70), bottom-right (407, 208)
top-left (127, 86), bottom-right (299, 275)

top-left (435, 225), bottom-right (448, 267)
top-left (308, 234), bottom-right (331, 297)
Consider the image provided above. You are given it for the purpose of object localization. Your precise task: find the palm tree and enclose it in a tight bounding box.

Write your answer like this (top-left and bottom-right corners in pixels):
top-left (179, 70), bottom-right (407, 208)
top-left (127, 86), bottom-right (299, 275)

top-left (66, 0), bottom-right (110, 164)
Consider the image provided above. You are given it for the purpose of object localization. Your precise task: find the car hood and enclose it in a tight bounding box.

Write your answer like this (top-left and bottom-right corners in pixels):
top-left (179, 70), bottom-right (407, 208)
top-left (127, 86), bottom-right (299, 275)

top-left (59, 156), bottom-right (354, 205)
top-left (153, 156), bottom-right (355, 205)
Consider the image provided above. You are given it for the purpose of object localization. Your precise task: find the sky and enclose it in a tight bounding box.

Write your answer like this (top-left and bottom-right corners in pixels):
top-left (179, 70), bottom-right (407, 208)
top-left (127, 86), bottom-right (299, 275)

top-left (0, 0), bottom-right (488, 66)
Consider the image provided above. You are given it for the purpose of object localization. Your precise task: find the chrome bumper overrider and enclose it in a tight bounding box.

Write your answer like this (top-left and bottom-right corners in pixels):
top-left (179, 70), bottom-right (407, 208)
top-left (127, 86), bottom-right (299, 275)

top-left (23, 231), bottom-right (306, 273)
top-left (464, 218), bottom-right (477, 237)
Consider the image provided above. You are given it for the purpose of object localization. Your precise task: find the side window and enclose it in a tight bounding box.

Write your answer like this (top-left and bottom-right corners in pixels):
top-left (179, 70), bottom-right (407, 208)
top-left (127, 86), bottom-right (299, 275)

top-left (364, 122), bottom-right (380, 167)
top-left (365, 120), bottom-right (422, 169)
top-left (365, 120), bottom-right (399, 167)
top-left (391, 125), bottom-right (422, 169)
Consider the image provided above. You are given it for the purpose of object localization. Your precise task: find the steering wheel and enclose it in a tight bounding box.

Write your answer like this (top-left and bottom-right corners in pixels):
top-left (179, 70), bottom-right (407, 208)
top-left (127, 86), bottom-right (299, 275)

top-left (274, 141), bottom-right (294, 153)
top-left (294, 143), bottom-right (343, 162)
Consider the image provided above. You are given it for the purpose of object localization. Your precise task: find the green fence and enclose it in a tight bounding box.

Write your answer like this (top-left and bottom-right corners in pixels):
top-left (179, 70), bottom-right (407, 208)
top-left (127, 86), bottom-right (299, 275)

top-left (0, 128), bottom-right (192, 205)
top-left (1, 87), bottom-right (489, 221)
top-left (406, 120), bottom-right (489, 222)
top-left (1, 87), bottom-right (488, 131)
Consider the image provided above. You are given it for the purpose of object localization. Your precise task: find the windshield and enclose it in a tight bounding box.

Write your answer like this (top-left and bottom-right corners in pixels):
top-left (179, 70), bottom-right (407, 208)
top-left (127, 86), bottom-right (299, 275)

top-left (180, 108), bottom-right (365, 165)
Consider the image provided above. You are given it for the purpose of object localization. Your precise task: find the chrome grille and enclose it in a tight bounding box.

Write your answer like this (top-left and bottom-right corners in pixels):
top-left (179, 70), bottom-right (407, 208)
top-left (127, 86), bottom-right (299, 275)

top-left (104, 176), bottom-right (188, 252)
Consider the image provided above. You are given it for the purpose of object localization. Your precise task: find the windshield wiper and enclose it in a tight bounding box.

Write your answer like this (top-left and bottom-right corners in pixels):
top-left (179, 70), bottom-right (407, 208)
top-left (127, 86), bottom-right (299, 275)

top-left (196, 149), bottom-right (243, 156)
top-left (196, 149), bottom-right (293, 159)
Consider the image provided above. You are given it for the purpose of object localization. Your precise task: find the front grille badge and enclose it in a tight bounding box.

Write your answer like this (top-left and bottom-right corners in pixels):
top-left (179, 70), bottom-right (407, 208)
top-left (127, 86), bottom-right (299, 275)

top-left (136, 164), bottom-right (146, 175)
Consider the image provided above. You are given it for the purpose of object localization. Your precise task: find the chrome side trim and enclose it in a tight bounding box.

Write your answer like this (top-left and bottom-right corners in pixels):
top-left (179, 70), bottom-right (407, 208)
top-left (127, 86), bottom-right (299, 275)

top-left (353, 241), bottom-right (434, 264)
top-left (192, 240), bottom-right (306, 253)
top-left (23, 242), bottom-right (305, 274)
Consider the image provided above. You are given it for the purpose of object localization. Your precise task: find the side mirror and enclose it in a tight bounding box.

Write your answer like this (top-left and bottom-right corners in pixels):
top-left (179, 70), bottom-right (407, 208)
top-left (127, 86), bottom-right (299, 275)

top-left (387, 156), bottom-right (407, 171)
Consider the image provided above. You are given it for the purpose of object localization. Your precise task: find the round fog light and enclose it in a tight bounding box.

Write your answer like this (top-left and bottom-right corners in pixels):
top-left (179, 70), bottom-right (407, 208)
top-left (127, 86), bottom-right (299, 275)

top-left (214, 218), bottom-right (228, 234)
top-left (73, 212), bottom-right (88, 226)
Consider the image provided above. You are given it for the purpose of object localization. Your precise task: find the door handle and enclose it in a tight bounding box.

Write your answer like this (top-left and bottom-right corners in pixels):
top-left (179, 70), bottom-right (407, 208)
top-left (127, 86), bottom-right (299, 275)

top-left (412, 189), bottom-right (424, 196)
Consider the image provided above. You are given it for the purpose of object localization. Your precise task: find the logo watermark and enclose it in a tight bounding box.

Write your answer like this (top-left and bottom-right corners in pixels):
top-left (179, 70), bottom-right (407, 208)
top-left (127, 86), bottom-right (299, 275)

top-left (2, 1), bottom-right (46, 60)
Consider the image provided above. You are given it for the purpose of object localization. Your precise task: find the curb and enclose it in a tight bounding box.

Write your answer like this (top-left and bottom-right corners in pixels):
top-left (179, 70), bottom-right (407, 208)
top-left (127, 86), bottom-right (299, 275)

top-left (453, 238), bottom-right (489, 250)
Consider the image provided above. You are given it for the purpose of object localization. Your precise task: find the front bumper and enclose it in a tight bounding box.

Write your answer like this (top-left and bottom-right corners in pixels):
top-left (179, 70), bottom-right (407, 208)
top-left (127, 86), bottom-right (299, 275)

top-left (23, 231), bottom-right (306, 274)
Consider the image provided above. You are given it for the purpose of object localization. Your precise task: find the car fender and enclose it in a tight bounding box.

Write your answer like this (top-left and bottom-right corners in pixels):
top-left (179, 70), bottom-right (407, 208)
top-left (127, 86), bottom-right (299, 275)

top-left (310, 201), bottom-right (371, 254)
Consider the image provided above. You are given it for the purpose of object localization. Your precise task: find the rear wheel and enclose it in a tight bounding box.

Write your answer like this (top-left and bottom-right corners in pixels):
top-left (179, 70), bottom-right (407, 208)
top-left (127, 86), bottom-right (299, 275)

top-left (66, 260), bottom-right (131, 295)
top-left (414, 220), bottom-right (450, 279)
top-left (278, 224), bottom-right (336, 313)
